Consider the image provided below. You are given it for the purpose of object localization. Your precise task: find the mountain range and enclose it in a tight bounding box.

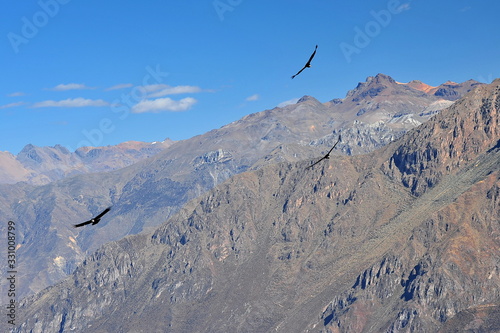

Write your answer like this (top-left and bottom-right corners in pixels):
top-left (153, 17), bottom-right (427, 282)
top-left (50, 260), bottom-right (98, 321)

top-left (0, 74), bottom-right (481, 187)
top-left (0, 74), bottom-right (485, 302)
top-left (0, 140), bottom-right (174, 185)
top-left (11, 77), bottom-right (500, 332)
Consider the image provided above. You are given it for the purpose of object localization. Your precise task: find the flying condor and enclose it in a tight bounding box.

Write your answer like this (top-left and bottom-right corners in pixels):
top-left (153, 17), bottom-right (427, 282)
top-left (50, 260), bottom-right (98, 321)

top-left (291, 45), bottom-right (318, 79)
top-left (306, 134), bottom-right (341, 169)
top-left (73, 206), bottom-right (112, 228)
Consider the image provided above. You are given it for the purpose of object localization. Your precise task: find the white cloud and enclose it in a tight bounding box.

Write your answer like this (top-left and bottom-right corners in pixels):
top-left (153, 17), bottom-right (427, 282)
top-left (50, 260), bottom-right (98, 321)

top-left (7, 92), bottom-right (26, 97)
top-left (131, 97), bottom-right (197, 113)
top-left (246, 94), bottom-right (260, 102)
top-left (138, 84), bottom-right (203, 98)
top-left (277, 98), bottom-right (299, 108)
top-left (32, 98), bottom-right (110, 108)
top-left (48, 83), bottom-right (95, 91)
top-left (0, 102), bottom-right (26, 109)
top-left (138, 84), bottom-right (169, 94)
top-left (149, 86), bottom-right (202, 98)
top-left (105, 83), bottom-right (133, 91)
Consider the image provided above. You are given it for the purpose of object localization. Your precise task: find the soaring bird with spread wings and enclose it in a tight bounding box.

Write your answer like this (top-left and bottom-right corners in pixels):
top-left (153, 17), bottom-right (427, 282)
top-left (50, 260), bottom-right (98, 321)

top-left (306, 135), bottom-right (341, 169)
top-left (73, 206), bottom-right (112, 228)
top-left (291, 45), bottom-right (318, 79)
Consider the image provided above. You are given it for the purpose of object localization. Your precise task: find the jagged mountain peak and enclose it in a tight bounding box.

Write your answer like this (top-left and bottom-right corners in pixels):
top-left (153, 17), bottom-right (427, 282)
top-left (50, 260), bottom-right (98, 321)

top-left (345, 73), bottom-right (396, 98)
top-left (360, 73), bottom-right (396, 86)
top-left (296, 95), bottom-right (322, 105)
top-left (19, 143), bottom-right (36, 151)
top-left (369, 72), bottom-right (397, 84)
top-left (16, 143), bottom-right (45, 165)
top-left (337, 74), bottom-right (486, 125)
top-left (431, 79), bottom-right (483, 100)
top-left (344, 73), bottom-right (422, 104)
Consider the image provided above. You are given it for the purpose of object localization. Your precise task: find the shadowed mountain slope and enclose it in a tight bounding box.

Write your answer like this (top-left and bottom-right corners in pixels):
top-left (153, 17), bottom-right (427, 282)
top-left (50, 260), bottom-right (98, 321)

top-left (13, 80), bottom-right (500, 332)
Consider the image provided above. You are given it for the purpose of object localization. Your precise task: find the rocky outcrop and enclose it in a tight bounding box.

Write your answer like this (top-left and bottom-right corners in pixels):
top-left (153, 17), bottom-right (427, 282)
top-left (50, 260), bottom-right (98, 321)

top-left (384, 81), bottom-right (499, 195)
top-left (318, 173), bottom-right (500, 332)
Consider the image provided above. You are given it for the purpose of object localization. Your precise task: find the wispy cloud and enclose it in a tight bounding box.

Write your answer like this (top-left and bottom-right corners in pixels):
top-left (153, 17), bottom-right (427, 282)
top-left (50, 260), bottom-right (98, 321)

top-left (277, 98), bottom-right (299, 108)
top-left (7, 92), bottom-right (26, 97)
top-left (149, 86), bottom-right (202, 98)
top-left (460, 6), bottom-right (471, 12)
top-left (105, 83), bottom-right (133, 91)
top-left (397, 2), bottom-right (411, 12)
top-left (245, 94), bottom-right (260, 102)
top-left (0, 101), bottom-right (26, 109)
top-left (47, 83), bottom-right (96, 91)
top-left (138, 84), bottom-right (168, 94)
top-left (32, 98), bottom-right (110, 108)
top-left (131, 97), bottom-right (197, 113)
top-left (138, 84), bottom-right (204, 98)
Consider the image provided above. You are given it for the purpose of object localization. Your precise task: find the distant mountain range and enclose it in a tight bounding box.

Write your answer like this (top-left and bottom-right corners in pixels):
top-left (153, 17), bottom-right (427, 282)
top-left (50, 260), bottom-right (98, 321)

top-left (0, 140), bottom-right (174, 185)
top-left (0, 74), bottom-right (485, 301)
top-left (12, 78), bottom-right (500, 332)
top-left (0, 74), bottom-right (482, 187)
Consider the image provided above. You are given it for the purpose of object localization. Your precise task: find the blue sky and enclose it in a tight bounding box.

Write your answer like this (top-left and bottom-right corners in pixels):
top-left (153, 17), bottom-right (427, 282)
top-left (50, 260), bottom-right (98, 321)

top-left (1, 0), bottom-right (499, 154)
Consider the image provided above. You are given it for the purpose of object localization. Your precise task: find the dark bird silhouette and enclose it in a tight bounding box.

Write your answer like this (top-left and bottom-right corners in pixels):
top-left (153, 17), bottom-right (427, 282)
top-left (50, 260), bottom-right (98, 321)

top-left (73, 206), bottom-right (112, 228)
top-left (291, 45), bottom-right (318, 79)
top-left (306, 135), bottom-right (341, 169)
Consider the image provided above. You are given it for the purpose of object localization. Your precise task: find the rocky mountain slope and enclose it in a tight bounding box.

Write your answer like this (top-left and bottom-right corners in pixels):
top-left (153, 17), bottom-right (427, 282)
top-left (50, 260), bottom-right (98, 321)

top-left (12, 80), bottom-right (500, 332)
top-left (0, 74), bottom-right (483, 300)
top-left (0, 140), bottom-right (174, 185)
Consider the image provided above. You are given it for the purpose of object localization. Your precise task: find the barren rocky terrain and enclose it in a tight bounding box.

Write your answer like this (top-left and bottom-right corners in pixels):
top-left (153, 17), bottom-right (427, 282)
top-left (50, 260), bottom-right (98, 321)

top-left (1, 74), bottom-right (480, 300)
top-left (12, 80), bottom-right (499, 332)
